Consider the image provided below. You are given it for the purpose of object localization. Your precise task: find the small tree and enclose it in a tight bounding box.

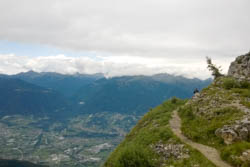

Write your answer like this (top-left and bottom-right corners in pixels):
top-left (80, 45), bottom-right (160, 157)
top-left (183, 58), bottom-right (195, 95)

top-left (206, 57), bottom-right (223, 79)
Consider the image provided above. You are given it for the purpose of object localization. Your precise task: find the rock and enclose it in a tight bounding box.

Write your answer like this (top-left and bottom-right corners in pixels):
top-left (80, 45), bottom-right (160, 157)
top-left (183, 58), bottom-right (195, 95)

top-left (228, 52), bottom-right (250, 81)
top-left (215, 118), bottom-right (250, 144)
top-left (237, 127), bottom-right (249, 141)
top-left (241, 119), bottom-right (250, 133)
top-left (215, 127), bottom-right (239, 145)
top-left (239, 149), bottom-right (250, 162)
top-left (152, 142), bottom-right (189, 161)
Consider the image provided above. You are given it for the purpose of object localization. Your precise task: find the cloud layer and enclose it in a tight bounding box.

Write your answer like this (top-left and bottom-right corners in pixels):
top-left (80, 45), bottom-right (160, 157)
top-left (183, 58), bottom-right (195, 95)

top-left (0, 54), bottom-right (235, 79)
top-left (0, 0), bottom-right (249, 78)
top-left (0, 0), bottom-right (249, 55)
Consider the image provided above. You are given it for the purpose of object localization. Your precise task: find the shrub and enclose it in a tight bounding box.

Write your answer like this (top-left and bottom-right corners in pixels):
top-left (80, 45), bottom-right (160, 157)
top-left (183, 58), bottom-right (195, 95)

top-left (221, 77), bottom-right (250, 90)
top-left (171, 97), bottom-right (178, 104)
top-left (117, 144), bottom-right (156, 167)
top-left (240, 80), bottom-right (250, 89)
top-left (222, 78), bottom-right (239, 90)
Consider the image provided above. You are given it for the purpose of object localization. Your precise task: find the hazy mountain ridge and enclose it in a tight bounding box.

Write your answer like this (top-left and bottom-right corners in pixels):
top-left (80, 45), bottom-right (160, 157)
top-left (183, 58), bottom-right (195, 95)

top-left (73, 75), bottom-right (212, 115)
top-left (9, 71), bottom-right (104, 97)
top-left (0, 77), bottom-right (69, 117)
top-left (0, 72), bottom-right (211, 117)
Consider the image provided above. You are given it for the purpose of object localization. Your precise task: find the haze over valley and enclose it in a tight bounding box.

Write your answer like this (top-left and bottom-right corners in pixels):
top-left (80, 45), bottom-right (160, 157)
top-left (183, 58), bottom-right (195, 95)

top-left (0, 71), bottom-right (211, 166)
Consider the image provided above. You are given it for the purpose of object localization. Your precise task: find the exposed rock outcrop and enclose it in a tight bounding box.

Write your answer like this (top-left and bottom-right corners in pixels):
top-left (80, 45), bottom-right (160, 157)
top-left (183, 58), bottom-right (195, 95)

top-left (228, 52), bottom-right (250, 81)
top-left (152, 141), bottom-right (189, 161)
top-left (213, 52), bottom-right (250, 145)
top-left (239, 149), bottom-right (250, 162)
top-left (215, 117), bottom-right (250, 144)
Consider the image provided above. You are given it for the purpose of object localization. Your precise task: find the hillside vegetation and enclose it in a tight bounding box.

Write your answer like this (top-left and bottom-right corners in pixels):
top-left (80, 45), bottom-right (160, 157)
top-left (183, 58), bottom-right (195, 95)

top-left (104, 52), bottom-right (250, 167)
top-left (104, 98), bottom-right (216, 167)
top-left (180, 77), bottom-right (250, 167)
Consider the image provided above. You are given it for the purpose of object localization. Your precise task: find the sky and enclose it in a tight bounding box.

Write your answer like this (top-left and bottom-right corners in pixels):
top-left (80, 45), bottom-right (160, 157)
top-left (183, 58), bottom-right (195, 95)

top-left (0, 0), bottom-right (249, 79)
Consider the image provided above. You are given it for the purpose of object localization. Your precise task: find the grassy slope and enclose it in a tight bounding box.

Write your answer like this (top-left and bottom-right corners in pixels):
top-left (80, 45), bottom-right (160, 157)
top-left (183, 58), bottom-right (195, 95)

top-left (104, 99), bottom-right (216, 167)
top-left (179, 77), bottom-right (250, 167)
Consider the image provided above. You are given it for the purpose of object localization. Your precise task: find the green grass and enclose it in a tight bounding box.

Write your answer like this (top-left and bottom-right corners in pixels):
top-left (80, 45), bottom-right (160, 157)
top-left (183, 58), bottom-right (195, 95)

top-left (219, 77), bottom-right (250, 90)
top-left (232, 88), bottom-right (250, 98)
top-left (222, 77), bottom-right (240, 90)
top-left (104, 98), bottom-right (216, 167)
top-left (179, 106), bottom-right (244, 148)
top-left (221, 142), bottom-right (250, 167)
top-left (115, 144), bottom-right (156, 167)
top-left (104, 77), bottom-right (250, 167)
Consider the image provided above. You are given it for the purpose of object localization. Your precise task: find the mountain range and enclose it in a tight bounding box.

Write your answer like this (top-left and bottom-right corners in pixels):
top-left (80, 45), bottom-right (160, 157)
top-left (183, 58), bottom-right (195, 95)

top-left (0, 71), bottom-right (213, 167)
top-left (10, 71), bottom-right (104, 97)
top-left (0, 77), bottom-right (68, 117)
top-left (73, 74), bottom-right (211, 115)
top-left (0, 71), bottom-right (212, 117)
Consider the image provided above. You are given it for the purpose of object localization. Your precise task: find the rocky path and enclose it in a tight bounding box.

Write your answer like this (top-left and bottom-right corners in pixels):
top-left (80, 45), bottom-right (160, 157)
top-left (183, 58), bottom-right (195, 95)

top-left (169, 110), bottom-right (232, 167)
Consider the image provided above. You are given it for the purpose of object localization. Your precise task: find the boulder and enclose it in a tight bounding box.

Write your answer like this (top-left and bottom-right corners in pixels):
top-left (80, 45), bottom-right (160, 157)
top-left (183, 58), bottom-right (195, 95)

top-left (152, 142), bottom-right (189, 160)
top-left (239, 149), bottom-right (250, 162)
top-left (215, 118), bottom-right (250, 144)
top-left (237, 127), bottom-right (249, 141)
top-left (215, 127), bottom-right (239, 145)
top-left (228, 52), bottom-right (250, 81)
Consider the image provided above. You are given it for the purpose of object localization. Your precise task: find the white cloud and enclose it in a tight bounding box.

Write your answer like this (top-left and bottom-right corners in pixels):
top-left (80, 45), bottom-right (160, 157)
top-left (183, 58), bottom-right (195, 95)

top-left (0, 0), bottom-right (249, 78)
top-left (0, 0), bottom-right (249, 56)
top-left (0, 54), bottom-right (236, 79)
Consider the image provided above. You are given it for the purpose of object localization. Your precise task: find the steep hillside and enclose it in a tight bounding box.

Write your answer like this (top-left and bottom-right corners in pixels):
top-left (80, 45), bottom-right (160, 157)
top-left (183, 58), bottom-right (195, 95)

top-left (0, 77), bottom-right (69, 117)
top-left (104, 98), bottom-right (216, 167)
top-left (74, 75), bottom-right (211, 115)
top-left (104, 52), bottom-right (250, 167)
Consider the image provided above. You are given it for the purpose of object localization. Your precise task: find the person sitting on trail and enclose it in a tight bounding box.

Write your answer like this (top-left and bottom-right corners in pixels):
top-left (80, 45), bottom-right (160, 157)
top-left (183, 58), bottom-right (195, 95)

top-left (193, 88), bottom-right (199, 94)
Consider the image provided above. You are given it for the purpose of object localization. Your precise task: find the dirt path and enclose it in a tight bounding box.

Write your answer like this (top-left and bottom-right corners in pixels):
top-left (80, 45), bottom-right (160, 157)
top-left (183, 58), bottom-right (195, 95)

top-left (169, 110), bottom-right (232, 167)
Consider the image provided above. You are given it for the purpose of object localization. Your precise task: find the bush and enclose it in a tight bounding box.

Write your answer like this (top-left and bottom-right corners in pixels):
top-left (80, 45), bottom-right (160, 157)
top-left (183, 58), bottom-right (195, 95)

top-left (240, 80), bottom-right (250, 89)
top-left (171, 97), bottom-right (178, 104)
top-left (222, 78), bottom-right (239, 90)
top-left (117, 145), bottom-right (156, 167)
top-left (221, 77), bottom-right (250, 90)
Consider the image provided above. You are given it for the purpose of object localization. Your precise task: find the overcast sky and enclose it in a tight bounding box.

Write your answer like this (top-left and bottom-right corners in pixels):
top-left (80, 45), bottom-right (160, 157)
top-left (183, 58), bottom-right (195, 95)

top-left (0, 0), bottom-right (249, 79)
